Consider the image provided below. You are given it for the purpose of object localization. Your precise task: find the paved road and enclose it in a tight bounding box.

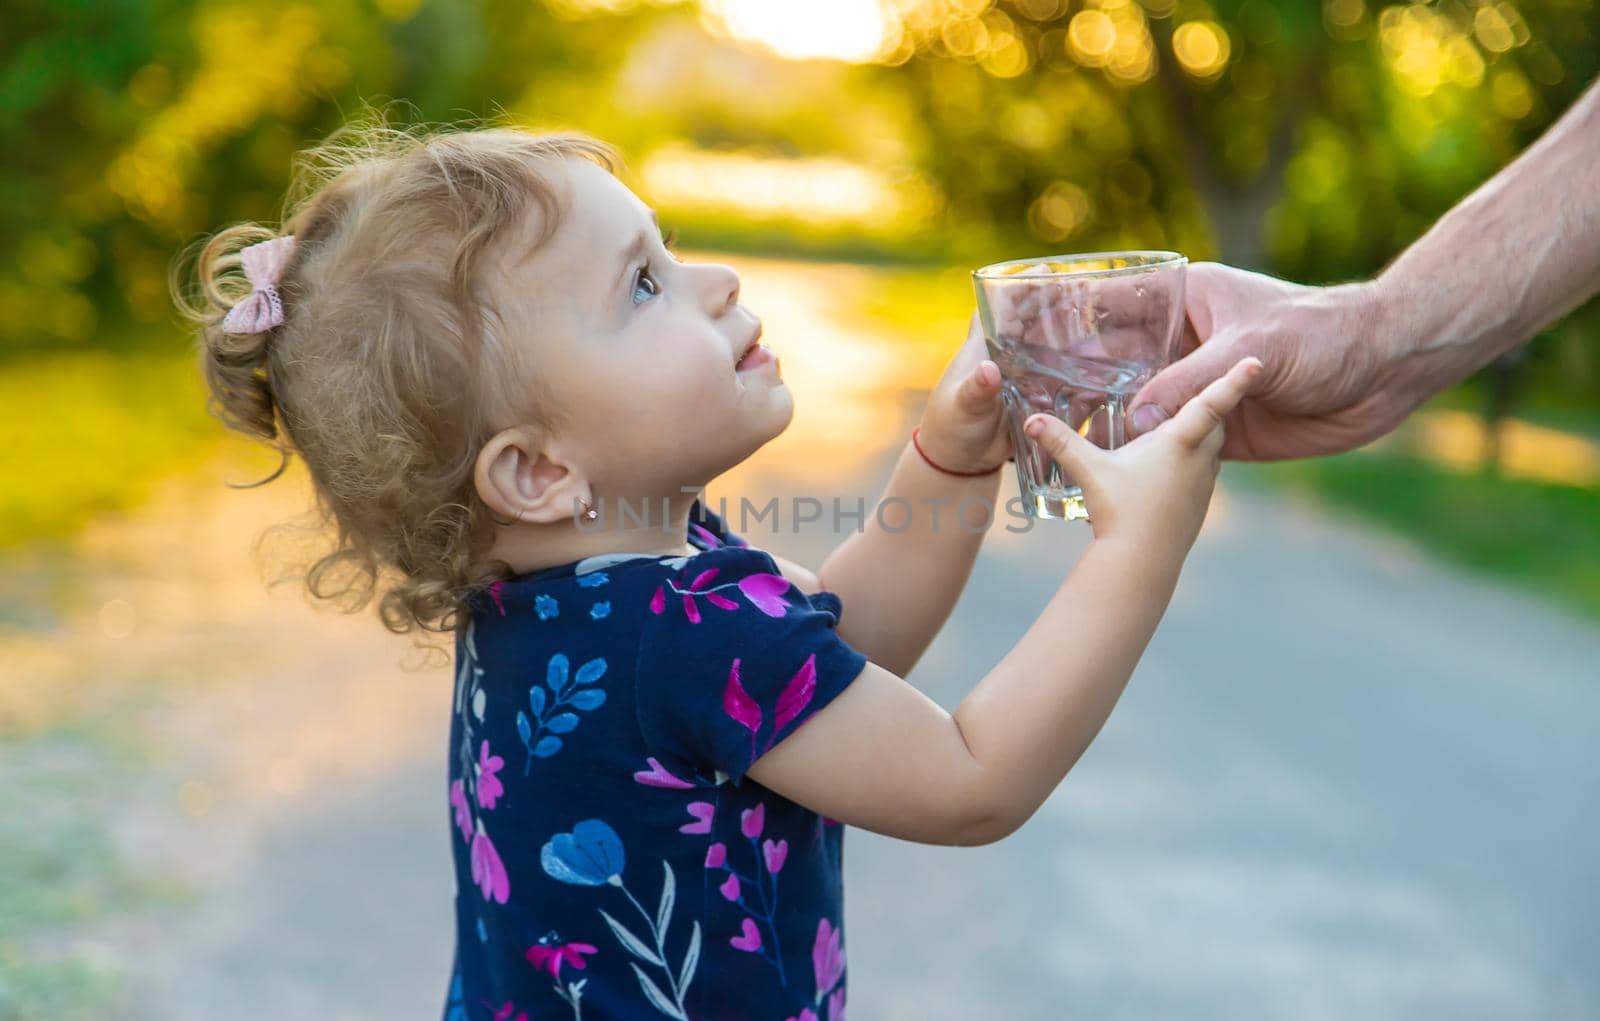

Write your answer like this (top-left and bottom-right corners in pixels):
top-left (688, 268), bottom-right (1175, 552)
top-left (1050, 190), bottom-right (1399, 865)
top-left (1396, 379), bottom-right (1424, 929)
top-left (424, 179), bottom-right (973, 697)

top-left (833, 476), bottom-right (1600, 1020)
top-left (85, 256), bottom-right (1598, 1019)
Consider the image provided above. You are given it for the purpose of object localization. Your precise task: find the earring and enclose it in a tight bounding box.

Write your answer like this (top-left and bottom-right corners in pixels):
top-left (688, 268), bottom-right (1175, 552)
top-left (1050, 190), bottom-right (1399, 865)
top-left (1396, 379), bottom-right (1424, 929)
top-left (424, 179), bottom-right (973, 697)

top-left (579, 496), bottom-right (598, 522)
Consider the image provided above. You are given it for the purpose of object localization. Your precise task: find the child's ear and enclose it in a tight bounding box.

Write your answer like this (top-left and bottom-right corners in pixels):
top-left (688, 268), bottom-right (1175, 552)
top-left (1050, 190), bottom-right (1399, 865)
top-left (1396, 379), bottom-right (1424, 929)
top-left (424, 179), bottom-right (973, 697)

top-left (474, 426), bottom-right (587, 526)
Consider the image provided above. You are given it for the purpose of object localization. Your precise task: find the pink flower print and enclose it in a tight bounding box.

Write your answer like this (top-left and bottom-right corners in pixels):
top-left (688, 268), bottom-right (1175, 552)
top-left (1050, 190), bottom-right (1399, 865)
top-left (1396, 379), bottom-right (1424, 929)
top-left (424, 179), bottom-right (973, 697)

top-left (813, 917), bottom-right (845, 997)
top-left (525, 933), bottom-right (598, 980)
top-left (632, 756), bottom-right (695, 789)
top-left (719, 873), bottom-right (740, 901)
top-left (827, 987), bottom-right (847, 1021)
top-left (737, 572), bottom-right (793, 616)
top-left (786, 1012), bottom-right (819, 1021)
top-left (487, 580), bottom-right (507, 616)
top-left (489, 1002), bottom-right (527, 1021)
top-left (449, 780), bottom-right (472, 842)
top-left (773, 655), bottom-right (817, 735)
top-left (722, 653), bottom-right (824, 764)
top-left (705, 842), bottom-right (727, 868)
top-left (471, 821), bottom-right (510, 904)
top-left (680, 801), bottom-right (715, 834)
top-left (651, 566), bottom-right (754, 621)
top-left (730, 917), bottom-right (763, 952)
top-left (741, 803), bottom-right (765, 839)
top-left (724, 658), bottom-right (763, 753)
top-left (476, 740), bottom-right (504, 810)
top-left (763, 838), bottom-right (788, 875)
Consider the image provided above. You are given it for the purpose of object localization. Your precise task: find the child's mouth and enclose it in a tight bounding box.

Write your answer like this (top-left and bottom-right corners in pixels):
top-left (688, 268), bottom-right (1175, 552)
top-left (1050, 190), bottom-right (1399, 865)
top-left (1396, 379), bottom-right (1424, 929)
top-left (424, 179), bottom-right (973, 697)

top-left (736, 343), bottom-right (775, 372)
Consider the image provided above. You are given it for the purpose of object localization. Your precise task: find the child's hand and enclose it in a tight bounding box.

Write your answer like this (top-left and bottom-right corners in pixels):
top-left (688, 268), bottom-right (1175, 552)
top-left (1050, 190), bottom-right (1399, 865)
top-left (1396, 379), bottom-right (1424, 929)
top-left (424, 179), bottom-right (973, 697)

top-left (915, 312), bottom-right (1014, 474)
top-left (1024, 357), bottom-right (1264, 552)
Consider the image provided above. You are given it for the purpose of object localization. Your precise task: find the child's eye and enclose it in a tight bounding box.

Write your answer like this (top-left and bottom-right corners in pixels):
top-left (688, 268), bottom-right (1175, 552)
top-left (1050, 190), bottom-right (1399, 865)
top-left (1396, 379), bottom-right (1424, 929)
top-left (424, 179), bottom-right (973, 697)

top-left (631, 229), bottom-right (679, 306)
top-left (632, 264), bottom-right (660, 305)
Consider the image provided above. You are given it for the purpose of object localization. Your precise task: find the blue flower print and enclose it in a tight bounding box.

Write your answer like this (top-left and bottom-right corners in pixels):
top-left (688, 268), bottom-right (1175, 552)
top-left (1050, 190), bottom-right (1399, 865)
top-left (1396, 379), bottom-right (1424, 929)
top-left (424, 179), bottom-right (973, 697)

top-left (590, 601), bottom-right (611, 620)
top-left (535, 594), bottom-right (559, 620)
top-left (445, 968), bottom-right (467, 1021)
top-left (542, 819), bottom-right (626, 886)
top-left (577, 571), bottom-right (609, 588)
top-left (516, 651), bottom-right (608, 775)
top-left (541, 820), bottom-right (701, 1021)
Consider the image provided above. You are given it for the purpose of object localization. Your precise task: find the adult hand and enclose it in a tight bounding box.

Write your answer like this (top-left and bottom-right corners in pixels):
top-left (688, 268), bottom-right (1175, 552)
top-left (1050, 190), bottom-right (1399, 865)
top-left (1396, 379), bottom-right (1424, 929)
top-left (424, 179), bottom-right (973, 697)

top-left (1125, 263), bottom-right (1421, 461)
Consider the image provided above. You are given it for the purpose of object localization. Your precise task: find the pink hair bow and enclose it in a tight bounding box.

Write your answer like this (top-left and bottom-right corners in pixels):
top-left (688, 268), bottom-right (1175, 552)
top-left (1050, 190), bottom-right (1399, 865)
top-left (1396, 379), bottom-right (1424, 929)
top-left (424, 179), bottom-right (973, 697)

top-left (221, 235), bottom-right (297, 334)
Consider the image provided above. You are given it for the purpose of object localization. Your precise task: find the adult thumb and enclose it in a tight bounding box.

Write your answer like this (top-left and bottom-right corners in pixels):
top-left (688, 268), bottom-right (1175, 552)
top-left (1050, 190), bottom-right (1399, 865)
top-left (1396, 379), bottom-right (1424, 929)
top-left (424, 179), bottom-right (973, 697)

top-left (1127, 337), bottom-right (1244, 439)
top-left (1024, 412), bottom-right (1102, 483)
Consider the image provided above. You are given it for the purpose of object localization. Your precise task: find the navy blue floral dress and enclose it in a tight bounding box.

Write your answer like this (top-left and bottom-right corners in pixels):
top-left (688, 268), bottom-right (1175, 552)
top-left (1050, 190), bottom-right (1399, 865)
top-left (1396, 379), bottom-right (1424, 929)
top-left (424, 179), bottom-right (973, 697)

top-left (443, 499), bottom-right (868, 1021)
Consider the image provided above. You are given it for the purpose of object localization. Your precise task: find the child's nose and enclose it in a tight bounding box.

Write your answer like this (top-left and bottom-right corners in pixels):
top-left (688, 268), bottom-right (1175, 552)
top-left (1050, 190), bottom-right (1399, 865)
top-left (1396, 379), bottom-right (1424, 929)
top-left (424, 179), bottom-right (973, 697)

top-left (702, 262), bottom-right (740, 314)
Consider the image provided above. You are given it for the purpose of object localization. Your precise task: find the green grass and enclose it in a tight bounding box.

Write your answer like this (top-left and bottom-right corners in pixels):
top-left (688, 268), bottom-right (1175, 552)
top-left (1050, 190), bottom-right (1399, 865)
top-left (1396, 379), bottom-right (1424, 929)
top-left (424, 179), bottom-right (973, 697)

top-left (1232, 451), bottom-right (1600, 622)
top-left (0, 718), bottom-right (193, 1020)
top-left (0, 347), bottom-right (229, 548)
top-left (0, 346), bottom-right (220, 1015)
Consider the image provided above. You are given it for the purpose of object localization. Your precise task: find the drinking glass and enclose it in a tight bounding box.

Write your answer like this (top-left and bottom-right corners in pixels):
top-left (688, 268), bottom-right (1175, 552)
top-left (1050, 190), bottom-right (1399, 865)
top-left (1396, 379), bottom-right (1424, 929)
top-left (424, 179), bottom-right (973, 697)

top-left (973, 251), bottom-right (1187, 521)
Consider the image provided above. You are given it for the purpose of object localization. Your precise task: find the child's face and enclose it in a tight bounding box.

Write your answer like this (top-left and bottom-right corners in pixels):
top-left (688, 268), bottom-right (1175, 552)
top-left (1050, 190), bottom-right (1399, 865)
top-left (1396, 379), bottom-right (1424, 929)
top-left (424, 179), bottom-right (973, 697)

top-left (502, 158), bottom-right (790, 501)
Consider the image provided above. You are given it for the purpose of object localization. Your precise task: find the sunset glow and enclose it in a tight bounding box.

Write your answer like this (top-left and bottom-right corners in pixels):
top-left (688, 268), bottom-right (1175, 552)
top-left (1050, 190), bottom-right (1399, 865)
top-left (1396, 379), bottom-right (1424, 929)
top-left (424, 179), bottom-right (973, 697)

top-left (699, 0), bottom-right (891, 63)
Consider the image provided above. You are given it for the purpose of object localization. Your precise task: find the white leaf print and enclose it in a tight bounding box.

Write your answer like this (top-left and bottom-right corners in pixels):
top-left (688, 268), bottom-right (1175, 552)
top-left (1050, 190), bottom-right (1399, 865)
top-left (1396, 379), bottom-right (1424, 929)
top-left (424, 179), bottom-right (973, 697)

top-left (656, 860), bottom-right (676, 944)
top-left (677, 920), bottom-right (701, 995)
top-left (630, 962), bottom-right (686, 1021)
top-left (599, 908), bottom-right (663, 967)
top-left (472, 688), bottom-right (486, 721)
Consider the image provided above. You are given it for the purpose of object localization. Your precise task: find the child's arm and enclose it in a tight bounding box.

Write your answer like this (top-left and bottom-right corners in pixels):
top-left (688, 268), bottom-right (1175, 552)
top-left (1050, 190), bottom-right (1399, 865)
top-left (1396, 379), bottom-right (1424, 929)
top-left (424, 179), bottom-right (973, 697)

top-left (748, 358), bottom-right (1262, 846)
top-left (815, 449), bottom-right (1002, 677)
top-left (816, 314), bottom-right (1011, 677)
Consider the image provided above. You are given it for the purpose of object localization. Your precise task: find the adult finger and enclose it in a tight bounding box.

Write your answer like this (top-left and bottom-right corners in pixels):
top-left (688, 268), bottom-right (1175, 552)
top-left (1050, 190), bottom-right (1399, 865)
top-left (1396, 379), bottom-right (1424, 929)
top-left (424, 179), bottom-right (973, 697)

top-left (1167, 357), bottom-right (1264, 448)
top-left (1024, 411), bottom-right (1104, 483)
top-left (1127, 333), bottom-right (1250, 439)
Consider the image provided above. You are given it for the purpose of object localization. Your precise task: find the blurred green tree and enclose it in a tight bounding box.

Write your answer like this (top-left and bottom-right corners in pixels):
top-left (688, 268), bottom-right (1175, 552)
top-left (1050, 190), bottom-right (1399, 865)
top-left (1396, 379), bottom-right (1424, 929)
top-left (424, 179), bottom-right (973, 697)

top-left (1, 0), bottom-right (1595, 415)
top-left (879, 0), bottom-right (1598, 417)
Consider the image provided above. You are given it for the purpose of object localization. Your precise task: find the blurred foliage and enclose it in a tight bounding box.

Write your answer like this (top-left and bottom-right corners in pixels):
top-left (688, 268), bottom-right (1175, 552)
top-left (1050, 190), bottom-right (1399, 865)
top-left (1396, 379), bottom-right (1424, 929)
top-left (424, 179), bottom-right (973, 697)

top-left (0, 347), bottom-right (221, 546)
top-left (0, 0), bottom-right (1596, 496)
top-left (878, 0), bottom-right (1598, 412)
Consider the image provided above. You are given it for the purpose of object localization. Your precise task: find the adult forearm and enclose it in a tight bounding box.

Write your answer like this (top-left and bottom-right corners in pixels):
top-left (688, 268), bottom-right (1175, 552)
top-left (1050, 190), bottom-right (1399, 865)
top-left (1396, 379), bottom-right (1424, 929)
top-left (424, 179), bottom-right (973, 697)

top-left (951, 537), bottom-right (1184, 840)
top-left (818, 439), bottom-right (1001, 677)
top-left (1375, 79), bottom-right (1600, 403)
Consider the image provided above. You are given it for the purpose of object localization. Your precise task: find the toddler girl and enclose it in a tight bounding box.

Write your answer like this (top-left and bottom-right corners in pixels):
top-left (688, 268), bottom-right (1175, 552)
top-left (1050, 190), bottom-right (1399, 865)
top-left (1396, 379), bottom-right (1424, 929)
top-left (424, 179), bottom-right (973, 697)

top-left (176, 113), bottom-right (1258, 1021)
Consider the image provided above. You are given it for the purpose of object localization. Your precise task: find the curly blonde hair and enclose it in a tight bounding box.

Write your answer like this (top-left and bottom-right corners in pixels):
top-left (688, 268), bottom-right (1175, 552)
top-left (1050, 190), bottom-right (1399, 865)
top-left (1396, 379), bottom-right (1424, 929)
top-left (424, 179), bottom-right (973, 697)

top-left (171, 103), bottom-right (620, 635)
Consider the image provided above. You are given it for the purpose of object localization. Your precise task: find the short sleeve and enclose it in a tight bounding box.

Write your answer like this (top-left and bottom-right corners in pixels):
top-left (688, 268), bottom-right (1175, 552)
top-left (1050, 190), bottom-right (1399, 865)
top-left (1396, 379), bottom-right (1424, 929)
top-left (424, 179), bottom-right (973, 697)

top-left (634, 545), bottom-right (868, 785)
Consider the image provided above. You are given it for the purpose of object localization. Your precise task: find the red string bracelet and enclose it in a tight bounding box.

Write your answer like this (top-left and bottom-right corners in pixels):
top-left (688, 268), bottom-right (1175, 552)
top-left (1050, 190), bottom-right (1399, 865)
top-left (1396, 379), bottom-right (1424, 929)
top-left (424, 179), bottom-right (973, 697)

top-left (911, 426), bottom-right (1009, 477)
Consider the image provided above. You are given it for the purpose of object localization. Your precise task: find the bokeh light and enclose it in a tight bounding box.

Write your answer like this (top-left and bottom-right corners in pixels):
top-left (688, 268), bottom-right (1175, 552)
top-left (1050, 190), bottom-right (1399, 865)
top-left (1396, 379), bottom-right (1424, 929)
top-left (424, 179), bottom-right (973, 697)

top-left (1173, 20), bottom-right (1232, 81)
